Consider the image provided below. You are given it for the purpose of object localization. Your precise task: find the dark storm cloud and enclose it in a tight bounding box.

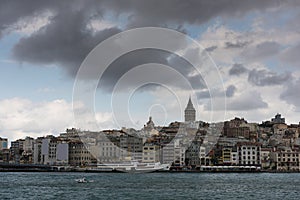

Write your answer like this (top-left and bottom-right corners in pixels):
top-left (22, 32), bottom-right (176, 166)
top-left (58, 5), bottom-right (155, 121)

top-left (2, 0), bottom-right (287, 64)
top-left (248, 69), bottom-right (292, 86)
top-left (0, 0), bottom-right (296, 92)
top-left (99, 49), bottom-right (207, 93)
top-left (115, 0), bottom-right (285, 28)
top-left (0, 0), bottom-right (283, 34)
top-left (229, 63), bottom-right (248, 76)
top-left (0, 0), bottom-right (53, 38)
top-left (13, 11), bottom-right (121, 76)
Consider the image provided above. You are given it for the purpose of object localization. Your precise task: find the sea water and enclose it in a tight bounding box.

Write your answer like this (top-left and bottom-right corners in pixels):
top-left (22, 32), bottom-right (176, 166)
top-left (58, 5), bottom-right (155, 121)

top-left (1, 172), bottom-right (300, 199)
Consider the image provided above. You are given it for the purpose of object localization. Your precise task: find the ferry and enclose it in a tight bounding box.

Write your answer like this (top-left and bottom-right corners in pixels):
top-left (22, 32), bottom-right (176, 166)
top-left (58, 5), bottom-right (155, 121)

top-left (96, 161), bottom-right (170, 173)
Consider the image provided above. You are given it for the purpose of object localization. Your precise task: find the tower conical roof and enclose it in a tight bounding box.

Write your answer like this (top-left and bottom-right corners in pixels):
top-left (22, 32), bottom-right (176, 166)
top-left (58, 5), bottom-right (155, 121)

top-left (185, 97), bottom-right (195, 110)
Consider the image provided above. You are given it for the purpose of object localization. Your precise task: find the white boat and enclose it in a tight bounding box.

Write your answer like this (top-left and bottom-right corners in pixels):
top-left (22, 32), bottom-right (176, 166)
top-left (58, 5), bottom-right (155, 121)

top-left (76, 178), bottom-right (87, 183)
top-left (98, 161), bottom-right (170, 173)
top-left (75, 178), bottom-right (94, 183)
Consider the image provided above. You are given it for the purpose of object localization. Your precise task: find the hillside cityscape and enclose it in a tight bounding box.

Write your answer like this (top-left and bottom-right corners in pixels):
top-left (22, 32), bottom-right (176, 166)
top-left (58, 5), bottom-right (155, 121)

top-left (0, 97), bottom-right (300, 172)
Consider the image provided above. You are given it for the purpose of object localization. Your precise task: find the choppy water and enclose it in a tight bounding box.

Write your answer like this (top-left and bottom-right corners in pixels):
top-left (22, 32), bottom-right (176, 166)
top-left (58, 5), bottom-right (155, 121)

top-left (1, 172), bottom-right (300, 199)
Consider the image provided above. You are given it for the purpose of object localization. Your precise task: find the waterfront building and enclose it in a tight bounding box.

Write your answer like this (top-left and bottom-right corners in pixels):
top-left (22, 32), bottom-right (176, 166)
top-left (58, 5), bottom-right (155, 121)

top-left (261, 148), bottom-right (272, 169)
top-left (95, 134), bottom-right (122, 163)
top-left (199, 146), bottom-right (211, 166)
top-left (69, 140), bottom-right (96, 166)
top-left (34, 136), bottom-right (69, 165)
top-left (185, 141), bottom-right (201, 167)
top-left (56, 142), bottom-right (69, 165)
top-left (222, 147), bottom-right (238, 165)
top-left (33, 138), bottom-right (43, 164)
top-left (23, 137), bottom-right (34, 152)
top-left (237, 142), bottom-right (261, 166)
top-left (231, 150), bottom-right (238, 165)
top-left (120, 133), bottom-right (143, 162)
top-left (18, 137), bottom-right (35, 164)
top-left (0, 137), bottom-right (8, 150)
top-left (222, 147), bottom-right (232, 164)
top-left (184, 97), bottom-right (196, 122)
top-left (41, 137), bottom-right (53, 165)
top-left (273, 148), bottom-right (300, 171)
top-left (0, 148), bottom-right (10, 163)
top-left (161, 142), bottom-right (175, 165)
top-left (142, 143), bottom-right (160, 163)
top-left (161, 139), bottom-right (185, 166)
top-left (10, 139), bottom-right (25, 164)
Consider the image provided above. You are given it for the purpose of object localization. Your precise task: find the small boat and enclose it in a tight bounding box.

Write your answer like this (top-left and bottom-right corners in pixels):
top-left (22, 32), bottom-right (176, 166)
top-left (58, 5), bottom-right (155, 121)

top-left (76, 178), bottom-right (94, 183)
top-left (76, 178), bottom-right (87, 183)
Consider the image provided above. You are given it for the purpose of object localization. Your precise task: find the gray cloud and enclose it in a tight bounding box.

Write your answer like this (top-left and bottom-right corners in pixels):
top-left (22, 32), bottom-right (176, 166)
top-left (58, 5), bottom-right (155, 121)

top-left (241, 41), bottom-right (281, 62)
top-left (203, 90), bottom-right (267, 111)
top-left (280, 43), bottom-right (300, 67)
top-left (280, 78), bottom-right (300, 109)
top-left (197, 90), bottom-right (211, 99)
top-left (226, 85), bottom-right (236, 97)
top-left (196, 84), bottom-right (235, 99)
top-left (229, 63), bottom-right (248, 76)
top-left (205, 45), bottom-right (218, 52)
top-left (225, 41), bottom-right (250, 49)
top-left (227, 91), bottom-right (268, 111)
top-left (248, 69), bottom-right (292, 86)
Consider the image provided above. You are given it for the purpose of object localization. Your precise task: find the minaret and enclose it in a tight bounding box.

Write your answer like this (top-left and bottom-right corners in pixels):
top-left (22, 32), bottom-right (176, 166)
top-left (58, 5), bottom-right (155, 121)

top-left (184, 96), bottom-right (196, 122)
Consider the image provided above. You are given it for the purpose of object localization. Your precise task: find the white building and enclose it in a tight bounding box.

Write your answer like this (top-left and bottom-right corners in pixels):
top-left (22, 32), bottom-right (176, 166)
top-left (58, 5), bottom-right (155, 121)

top-left (161, 139), bottom-right (185, 166)
top-left (96, 139), bottom-right (122, 163)
top-left (237, 142), bottom-right (261, 166)
top-left (37, 137), bottom-right (69, 165)
top-left (199, 146), bottom-right (211, 166)
top-left (23, 137), bottom-right (34, 152)
top-left (56, 143), bottom-right (69, 165)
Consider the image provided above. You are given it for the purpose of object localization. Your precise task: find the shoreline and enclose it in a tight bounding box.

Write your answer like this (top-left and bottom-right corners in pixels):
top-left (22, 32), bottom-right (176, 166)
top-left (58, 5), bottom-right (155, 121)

top-left (1, 163), bottom-right (297, 173)
top-left (0, 168), bottom-right (297, 173)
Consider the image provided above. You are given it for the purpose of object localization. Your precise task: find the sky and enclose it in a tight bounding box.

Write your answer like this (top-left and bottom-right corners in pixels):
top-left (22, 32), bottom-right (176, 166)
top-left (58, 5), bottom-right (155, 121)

top-left (1, 0), bottom-right (300, 142)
